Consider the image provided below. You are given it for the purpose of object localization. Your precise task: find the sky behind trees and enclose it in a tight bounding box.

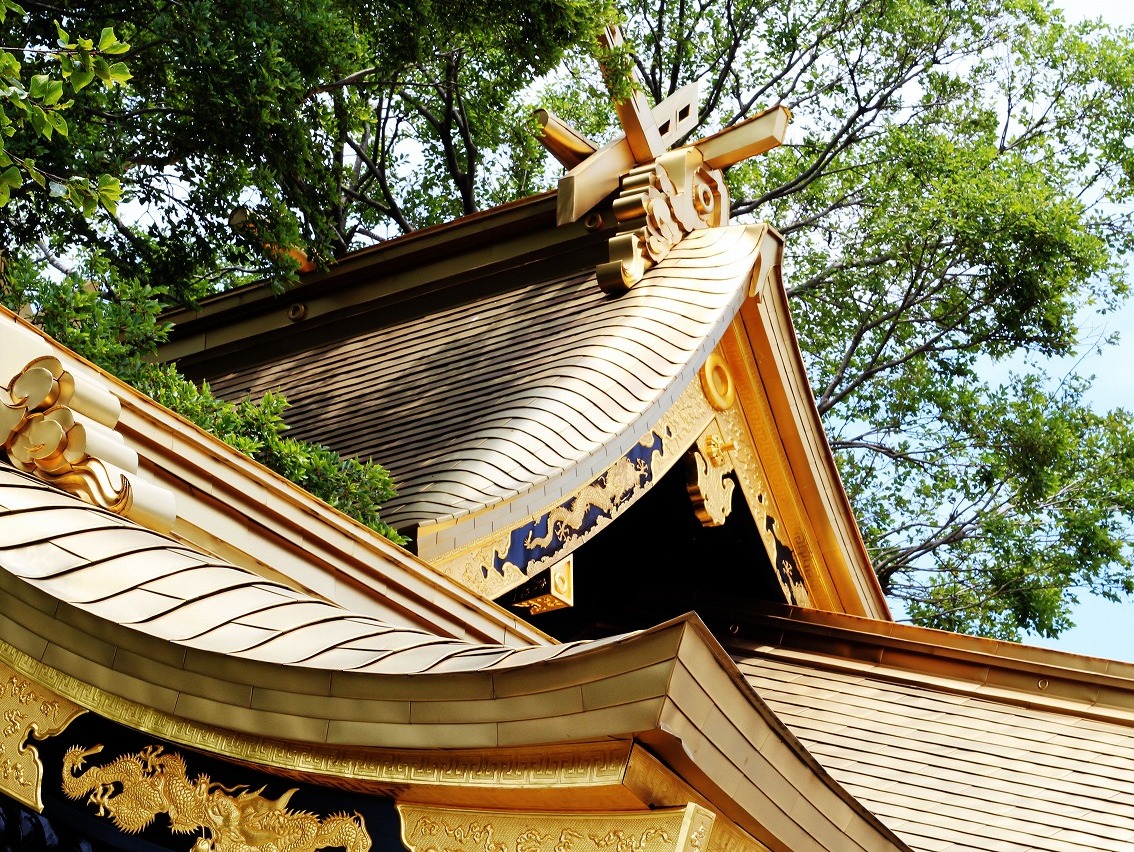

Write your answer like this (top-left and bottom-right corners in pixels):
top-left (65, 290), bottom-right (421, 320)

top-left (1031, 0), bottom-right (1134, 660)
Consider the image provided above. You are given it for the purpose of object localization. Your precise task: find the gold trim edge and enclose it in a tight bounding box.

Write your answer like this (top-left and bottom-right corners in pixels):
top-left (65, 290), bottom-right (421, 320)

top-left (0, 640), bottom-right (629, 790)
top-left (399, 802), bottom-right (716, 852)
top-left (440, 377), bottom-right (718, 601)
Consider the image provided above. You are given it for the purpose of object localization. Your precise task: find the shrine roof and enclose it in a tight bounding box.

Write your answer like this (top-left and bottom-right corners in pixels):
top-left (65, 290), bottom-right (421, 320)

top-left (728, 606), bottom-right (1134, 852)
top-left (0, 465), bottom-right (611, 677)
top-left (0, 465), bottom-right (909, 852)
top-left (177, 224), bottom-right (766, 533)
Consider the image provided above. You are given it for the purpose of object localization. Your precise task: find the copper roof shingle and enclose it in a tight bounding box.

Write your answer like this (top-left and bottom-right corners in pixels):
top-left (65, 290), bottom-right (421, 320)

top-left (735, 648), bottom-right (1134, 852)
top-left (0, 466), bottom-right (586, 672)
top-left (202, 227), bottom-right (763, 529)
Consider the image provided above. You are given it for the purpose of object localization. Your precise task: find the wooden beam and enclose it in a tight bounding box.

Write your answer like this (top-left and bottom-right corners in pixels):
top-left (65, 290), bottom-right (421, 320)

top-left (601, 26), bottom-right (665, 162)
top-left (654, 82), bottom-right (700, 149)
top-left (556, 86), bottom-right (708, 225)
top-left (557, 135), bottom-right (637, 226)
top-left (697, 105), bottom-right (791, 170)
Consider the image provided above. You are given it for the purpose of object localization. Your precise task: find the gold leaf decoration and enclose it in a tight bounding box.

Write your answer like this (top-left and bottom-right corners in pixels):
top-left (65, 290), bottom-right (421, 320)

top-left (62, 743), bottom-right (372, 851)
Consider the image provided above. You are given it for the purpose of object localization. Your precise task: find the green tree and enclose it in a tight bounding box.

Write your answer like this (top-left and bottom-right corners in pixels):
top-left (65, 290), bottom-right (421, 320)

top-left (0, 0), bottom-right (606, 303)
top-left (0, 2), bottom-right (127, 213)
top-left (0, 0), bottom-right (605, 544)
top-left (555, 0), bottom-right (1134, 639)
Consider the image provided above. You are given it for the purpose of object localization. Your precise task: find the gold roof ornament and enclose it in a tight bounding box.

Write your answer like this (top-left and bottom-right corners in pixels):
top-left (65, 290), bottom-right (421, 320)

top-left (538, 25), bottom-right (791, 291)
top-left (1, 330), bottom-right (176, 533)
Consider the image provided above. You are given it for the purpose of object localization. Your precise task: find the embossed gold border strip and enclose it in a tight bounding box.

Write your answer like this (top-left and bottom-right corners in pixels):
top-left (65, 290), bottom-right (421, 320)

top-left (399, 802), bottom-right (717, 852)
top-left (0, 640), bottom-right (629, 792)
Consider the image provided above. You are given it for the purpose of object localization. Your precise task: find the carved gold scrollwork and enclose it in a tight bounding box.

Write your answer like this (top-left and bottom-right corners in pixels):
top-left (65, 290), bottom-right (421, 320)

top-left (399, 802), bottom-right (715, 852)
top-left (597, 148), bottom-right (730, 293)
top-left (685, 428), bottom-right (736, 528)
top-left (1, 355), bottom-right (175, 532)
top-left (0, 661), bottom-right (85, 811)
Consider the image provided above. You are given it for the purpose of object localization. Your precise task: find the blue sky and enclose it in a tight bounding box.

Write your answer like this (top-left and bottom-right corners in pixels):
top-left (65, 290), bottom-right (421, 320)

top-left (1021, 0), bottom-right (1134, 662)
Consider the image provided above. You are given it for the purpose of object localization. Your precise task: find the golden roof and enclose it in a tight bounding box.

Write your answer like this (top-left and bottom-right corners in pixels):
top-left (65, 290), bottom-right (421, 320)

top-left (730, 606), bottom-right (1134, 852)
top-left (197, 226), bottom-right (765, 531)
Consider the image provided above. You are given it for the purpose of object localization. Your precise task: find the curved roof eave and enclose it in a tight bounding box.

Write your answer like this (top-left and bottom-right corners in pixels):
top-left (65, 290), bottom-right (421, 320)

top-left (0, 465), bottom-right (908, 852)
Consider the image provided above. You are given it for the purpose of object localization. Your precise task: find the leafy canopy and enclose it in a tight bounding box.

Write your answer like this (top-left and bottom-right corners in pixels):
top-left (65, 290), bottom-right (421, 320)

top-left (0, 0), bottom-right (608, 542)
top-left (4, 0), bottom-right (1134, 638)
top-left (0, 0), bottom-right (608, 303)
top-left (0, 1), bottom-right (127, 213)
top-left (582, 0), bottom-right (1134, 639)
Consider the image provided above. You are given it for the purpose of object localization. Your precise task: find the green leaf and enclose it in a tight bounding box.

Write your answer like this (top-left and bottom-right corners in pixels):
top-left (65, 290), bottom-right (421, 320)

top-left (0, 164), bottom-right (20, 187)
top-left (42, 78), bottom-right (64, 106)
top-left (0, 52), bottom-right (20, 78)
top-left (54, 20), bottom-right (72, 49)
top-left (0, 2), bottom-right (13, 23)
top-left (48, 180), bottom-right (67, 197)
top-left (69, 67), bottom-right (94, 91)
top-left (106, 62), bottom-right (132, 85)
top-left (27, 103), bottom-right (47, 138)
top-left (98, 27), bottom-right (130, 55)
top-left (0, 181), bottom-right (9, 206)
top-left (22, 157), bottom-right (42, 186)
top-left (28, 73), bottom-right (49, 100)
top-left (44, 110), bottom-right (66, 136)
top-left (97, 173), bottom-right (122, 215)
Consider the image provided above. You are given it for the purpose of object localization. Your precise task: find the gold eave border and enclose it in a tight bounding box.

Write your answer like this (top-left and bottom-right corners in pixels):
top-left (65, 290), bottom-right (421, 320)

top-left (428, 377), bottom-right (719, 601)
top-left (0, 608), bottom-right (909, 852)
top-left (0, 636), bottom-right (630, 794)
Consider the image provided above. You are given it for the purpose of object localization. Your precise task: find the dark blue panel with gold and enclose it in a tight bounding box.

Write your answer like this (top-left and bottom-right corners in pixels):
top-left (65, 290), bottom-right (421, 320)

top-left (18, 713), bottom-right (399, 852)
top-left (485, 431), bottom-right (665, 578)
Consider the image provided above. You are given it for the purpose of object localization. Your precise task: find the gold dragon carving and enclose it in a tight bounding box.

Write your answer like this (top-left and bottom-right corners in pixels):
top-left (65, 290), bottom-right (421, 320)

top-left (399, 803), bottom-right (716, 852)
top-left (597, 148), bottom-right (729, 293)
top-left (523, 454), bottom-right (653, 551)
top-left (0, 662), bottom-right (85, 812)
top-left (62, 743), bottom-right (371, 852)
top-left (1, 354), bottom-right (175, 532)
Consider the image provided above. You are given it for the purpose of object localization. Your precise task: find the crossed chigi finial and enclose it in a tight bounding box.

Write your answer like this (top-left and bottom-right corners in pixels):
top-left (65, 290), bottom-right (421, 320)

top-left (536, 26), bottom-right (790, 291)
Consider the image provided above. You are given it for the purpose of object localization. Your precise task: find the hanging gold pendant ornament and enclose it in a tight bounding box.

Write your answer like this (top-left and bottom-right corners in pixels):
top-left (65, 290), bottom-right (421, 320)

top-left (0, 661), bottom-right (85, 812)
